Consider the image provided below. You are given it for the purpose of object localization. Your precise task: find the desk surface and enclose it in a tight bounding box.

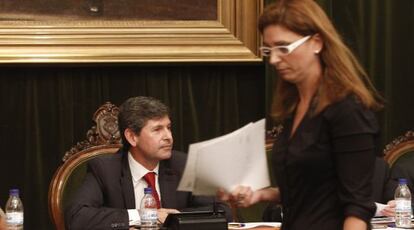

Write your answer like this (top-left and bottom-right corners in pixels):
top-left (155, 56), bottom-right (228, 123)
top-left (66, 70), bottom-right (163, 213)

top-left (228, 222), bottom-right (281, 230)
top-left (371, 217), bottom-right (414, 229)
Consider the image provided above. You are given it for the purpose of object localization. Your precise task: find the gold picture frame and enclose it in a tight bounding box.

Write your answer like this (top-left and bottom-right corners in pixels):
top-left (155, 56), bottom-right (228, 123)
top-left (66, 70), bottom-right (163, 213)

top-left (0, 0), bottom-right (263, 63)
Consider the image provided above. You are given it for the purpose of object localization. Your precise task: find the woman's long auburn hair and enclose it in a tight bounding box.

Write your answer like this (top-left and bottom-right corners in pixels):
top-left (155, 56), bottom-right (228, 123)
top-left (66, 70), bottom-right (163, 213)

top-left (259, 0), bottom-right (383, 121)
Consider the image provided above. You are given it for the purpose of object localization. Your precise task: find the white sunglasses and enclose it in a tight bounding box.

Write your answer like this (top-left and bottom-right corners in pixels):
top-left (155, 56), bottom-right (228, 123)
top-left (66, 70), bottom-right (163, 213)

top-left (260, 35), bottom-right (312, 57)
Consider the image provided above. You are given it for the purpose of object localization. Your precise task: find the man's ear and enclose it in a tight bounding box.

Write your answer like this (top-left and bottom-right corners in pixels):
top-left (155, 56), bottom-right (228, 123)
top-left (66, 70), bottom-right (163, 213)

top-left (124, 128), bottom-right (139, 147)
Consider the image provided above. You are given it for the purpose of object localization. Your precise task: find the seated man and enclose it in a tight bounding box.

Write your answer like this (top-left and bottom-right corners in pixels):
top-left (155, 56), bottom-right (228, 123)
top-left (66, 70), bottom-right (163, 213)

top-left (372, 157), bottom-right (397, 216)
top-left (390, 159), bottom-right (414, 193)
top-left (374, 156), bottom-right (414, 217)
top-left (389, 158), bottom-right (414, 211)
top-left (65, 96), bottom-right (231, 229)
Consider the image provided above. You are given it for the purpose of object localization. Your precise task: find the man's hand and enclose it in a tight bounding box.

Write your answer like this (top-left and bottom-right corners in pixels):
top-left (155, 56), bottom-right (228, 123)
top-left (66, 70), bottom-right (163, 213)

top-left (157, 208), bottom-right (180, 223)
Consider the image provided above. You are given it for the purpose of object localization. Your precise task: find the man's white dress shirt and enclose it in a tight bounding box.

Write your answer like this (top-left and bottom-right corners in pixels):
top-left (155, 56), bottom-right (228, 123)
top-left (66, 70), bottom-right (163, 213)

top-left (127, 152), bottom-right (161, 225)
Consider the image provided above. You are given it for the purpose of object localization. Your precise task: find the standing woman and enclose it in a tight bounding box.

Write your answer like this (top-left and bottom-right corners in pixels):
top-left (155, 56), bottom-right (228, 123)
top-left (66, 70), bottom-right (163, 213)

top-left (219, 0), bottom-right (383, 229)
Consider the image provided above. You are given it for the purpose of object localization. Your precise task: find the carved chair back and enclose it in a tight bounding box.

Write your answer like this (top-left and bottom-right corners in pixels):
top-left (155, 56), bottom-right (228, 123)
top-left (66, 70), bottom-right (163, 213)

top-left (383, 131), bottom-right (414, 197)
top-left (48, 102), bottom-right (122, 230)
top-left (384, 131), bottom-right (414, 166)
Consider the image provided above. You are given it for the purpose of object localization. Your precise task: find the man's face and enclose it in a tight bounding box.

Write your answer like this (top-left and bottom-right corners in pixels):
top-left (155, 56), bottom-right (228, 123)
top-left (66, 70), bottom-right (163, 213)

top-left (132, 116), bottom-right (173, 164)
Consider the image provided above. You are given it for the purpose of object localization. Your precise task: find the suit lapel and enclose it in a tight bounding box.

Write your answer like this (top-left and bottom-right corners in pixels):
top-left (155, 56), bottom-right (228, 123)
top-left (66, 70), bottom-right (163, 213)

top-left (120, 151), bottom-right (136, 209)
top-left (159, 159), bottom-right (179, 208)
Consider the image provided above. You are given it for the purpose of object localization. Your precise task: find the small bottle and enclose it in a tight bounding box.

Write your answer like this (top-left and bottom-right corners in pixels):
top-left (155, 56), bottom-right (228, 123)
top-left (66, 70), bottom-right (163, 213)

top-left (139, 187), bottom-right (158, 228)
top-left (395, 178), bottom-right (412, 228)
top-left (5, 188), bottom-right (24, 230)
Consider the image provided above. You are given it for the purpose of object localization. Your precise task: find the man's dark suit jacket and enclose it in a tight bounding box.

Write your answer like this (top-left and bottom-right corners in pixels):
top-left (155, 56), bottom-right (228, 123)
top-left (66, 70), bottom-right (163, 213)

top-left (390, 159), bottom-right (414, 210)
top-left (373, 157), bottom-right (397, 204)
top-left (65, 149), bottom-right (231, 230)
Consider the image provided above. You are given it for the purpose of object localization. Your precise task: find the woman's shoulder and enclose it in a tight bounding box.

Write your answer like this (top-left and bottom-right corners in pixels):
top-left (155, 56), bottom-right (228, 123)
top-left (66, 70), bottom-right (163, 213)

top-left (323, 94), bottom-right (373, 118)
top-left (322, 94), bottom-right (379, 135)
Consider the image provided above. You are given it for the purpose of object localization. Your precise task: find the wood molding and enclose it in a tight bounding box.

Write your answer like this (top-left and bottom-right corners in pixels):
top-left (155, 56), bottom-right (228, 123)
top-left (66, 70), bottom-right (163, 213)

top-left (0, 0), bottom-right (263, 63)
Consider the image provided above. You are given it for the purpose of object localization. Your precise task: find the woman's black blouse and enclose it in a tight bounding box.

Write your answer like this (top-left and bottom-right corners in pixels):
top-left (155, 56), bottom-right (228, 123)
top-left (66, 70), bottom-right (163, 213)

top-left (273, 96), bottom-right (378, 230)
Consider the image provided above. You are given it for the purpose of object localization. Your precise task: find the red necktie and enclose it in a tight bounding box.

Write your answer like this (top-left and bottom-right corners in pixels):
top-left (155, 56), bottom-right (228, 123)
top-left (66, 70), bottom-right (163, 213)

top-left (143, 172), bottom-right (161, 209)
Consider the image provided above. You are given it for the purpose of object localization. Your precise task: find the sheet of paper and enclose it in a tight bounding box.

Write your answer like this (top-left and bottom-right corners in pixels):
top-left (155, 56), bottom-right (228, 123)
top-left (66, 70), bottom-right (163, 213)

top-left (374, 202), bottom-right (391, 217)
top-left (228, 222), bottom-right (281, 229)
top-left (177, 122), bottom-right (252, 192)
top-left (178, 119), bottom-right (270, 196)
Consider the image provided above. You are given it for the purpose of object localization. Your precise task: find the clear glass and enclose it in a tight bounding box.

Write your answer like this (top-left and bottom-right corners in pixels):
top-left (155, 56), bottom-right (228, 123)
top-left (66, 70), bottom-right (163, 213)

top-left (260, 35), bottom-right (311, 57)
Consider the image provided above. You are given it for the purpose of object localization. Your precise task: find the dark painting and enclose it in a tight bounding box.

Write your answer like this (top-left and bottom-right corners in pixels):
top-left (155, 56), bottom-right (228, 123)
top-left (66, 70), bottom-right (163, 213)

top-left (0, 0), bottom-right (217, 21)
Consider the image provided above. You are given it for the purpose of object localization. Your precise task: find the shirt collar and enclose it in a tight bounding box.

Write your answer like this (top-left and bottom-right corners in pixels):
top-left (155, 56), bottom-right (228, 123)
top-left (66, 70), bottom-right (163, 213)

top-left (128, 152), bottom-right (160, 183)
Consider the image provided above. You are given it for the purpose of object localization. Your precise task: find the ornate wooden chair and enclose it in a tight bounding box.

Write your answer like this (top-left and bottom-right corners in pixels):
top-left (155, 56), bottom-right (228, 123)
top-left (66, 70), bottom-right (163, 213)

top-left (48, 102), bottom-right (122, 230)
top-left (384, 130), bottom-right (414, 166)
top-left (383, 130), bottom-right (414, 195)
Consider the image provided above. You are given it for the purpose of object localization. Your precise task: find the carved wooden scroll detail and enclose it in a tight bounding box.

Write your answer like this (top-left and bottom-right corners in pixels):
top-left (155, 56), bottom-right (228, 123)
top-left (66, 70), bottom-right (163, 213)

top-left (62, 102), bottom-right (121, 162)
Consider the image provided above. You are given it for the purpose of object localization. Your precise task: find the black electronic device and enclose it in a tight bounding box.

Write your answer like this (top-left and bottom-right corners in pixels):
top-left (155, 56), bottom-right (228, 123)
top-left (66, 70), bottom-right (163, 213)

top-left (162, 210), bottom-right (227, 230)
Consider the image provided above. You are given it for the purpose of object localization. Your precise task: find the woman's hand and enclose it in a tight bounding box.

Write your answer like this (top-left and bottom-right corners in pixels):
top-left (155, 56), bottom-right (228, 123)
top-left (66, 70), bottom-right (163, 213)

top-left (217, 186), bottom-right (258, 207)
top-left (232, 186), bottom-right (259, 207)
top-left (217, 186), bottom-right (280, 208)
top-left (343, 216), bottom-right (367, 230)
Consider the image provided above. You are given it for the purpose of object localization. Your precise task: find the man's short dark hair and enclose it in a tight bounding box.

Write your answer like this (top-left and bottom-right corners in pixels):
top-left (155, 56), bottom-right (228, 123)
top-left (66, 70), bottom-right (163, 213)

top-left (118, 96), bottom-right (170, 150)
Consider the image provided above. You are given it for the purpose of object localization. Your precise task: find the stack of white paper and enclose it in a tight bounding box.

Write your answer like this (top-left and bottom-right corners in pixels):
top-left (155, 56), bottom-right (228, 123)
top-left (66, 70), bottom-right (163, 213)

top-left (178, 119), bottom-right (270, 195)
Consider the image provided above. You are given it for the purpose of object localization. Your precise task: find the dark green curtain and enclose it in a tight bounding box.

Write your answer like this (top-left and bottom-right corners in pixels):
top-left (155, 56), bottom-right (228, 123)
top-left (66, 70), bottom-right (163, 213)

top-left (0, 64), bottom-right (265, 229)
top-left (265, 0), bottom-right (414, 145)
top-left (0, 0), bottom-right (413, 228)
